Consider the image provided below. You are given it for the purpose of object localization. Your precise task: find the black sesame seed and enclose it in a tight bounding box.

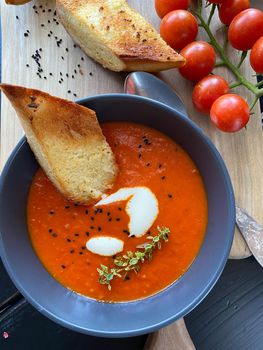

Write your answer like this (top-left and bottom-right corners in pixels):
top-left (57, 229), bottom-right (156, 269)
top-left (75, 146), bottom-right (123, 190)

top-left (35, 11), bottom-right (38, 14)
top-left (16, 15), bottom-right (19, 20)
top-left (138, 153), bottom-right (142, 158)
top-left (107, 212), bottom-right (111, 216)
top-left (39, 5), bottom-right (42, 8)
top-left (49, 229), bottom-right (53, 233)
top-left (44, 76), bottom-right (47, 80)
top-left (91, 217), bottom-right (94, 221)
top-left (26, 64), bottom-right (30, 67)
top-left (108, 218), bottom-right (112, 222)
top-left (66, 48), bottom-right (69, 52)
top-left (81, 246), bottom-right (86, 250)
top-left (74, 203), bottom-right (78, 207)
top-left (42, 9), bottom-right (45, 12)
top-left (138, 144), bottom-right (142, 148)
top-left (125, 276), bottom-right (130, 280)
top-left (77, 64), bottom-right (80, 68)
top-left (48, 8), bottom-right (52, 12)
top-left (49, 210), bottom-right (55, 214)
top-left (61, 56), bottom-right (64, 60)
top-left (118, 207), bottom-right (122, 211)
top-left (48, 20), bottom-right (50, 23)
top-left (116, 218), bottom-right (120, 221)
top-left (158, 164), bottom-right (162, 168)
top-left (74, 233), bottom-right (79, 237)
top-left (85, 210), bottom-right (89, 215)
top-left (65, 205), bottom-right (70, 209)
top-left (98, 227), bottom-right (102, 231)
top-left (74, 69), bottom-right (77, 74)
top-left (24, 33), bottom-right (29, 37)
top-left (67, 238), bottom-right (71, 242)
top-left (61, 265), bottom-right (66, 269)
top-left (79, 252), bottom-right (83, 255)
top-left (52, 233), bottom-right (57, 237)
top-left (89, 72), bottom-right (93, 76)
top-left (73, 44), bottom-right (77, 48)
top-left (48, 34), bottom-right (51, 37)
top-left (161, 176), bottom-right (166, 180)
top-left (49, 72), bottom-right (53, 76)
top-left (147, 230), bottom-right (151, 235)
top-left (72, 75), bottom-right (74, 79)
top-left (86, 232), bottom-right (90, 236)
top-left (66, 73), bottom-right (69, 78)
top-left (67, 90), bottom-right (71, 93)
top-left (146, 163), bottom-right (150, 167)
top-left (41, 24), bottom-right (45, 27)
top-left (60, 72), bottom-right (63, 76)
top-left (123, 229), bottom-right (130, 235)
top-left (168, 194), bottom-right (173, 198)
top-left (73, 93), bottom-right (77, 97)
top-left (54, 10), bottom-right (56, 15)
top-left (70, 249), bottom-right (74, 254)
top-left (90, 226), bottom-right (94, 229)
top-left (81, 57), bottom-right (84, 60)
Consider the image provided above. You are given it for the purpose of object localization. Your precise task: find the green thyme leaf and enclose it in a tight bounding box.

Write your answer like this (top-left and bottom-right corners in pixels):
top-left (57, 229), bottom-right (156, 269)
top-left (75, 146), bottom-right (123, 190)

top-left (97, 226), bottom-right (170, 290)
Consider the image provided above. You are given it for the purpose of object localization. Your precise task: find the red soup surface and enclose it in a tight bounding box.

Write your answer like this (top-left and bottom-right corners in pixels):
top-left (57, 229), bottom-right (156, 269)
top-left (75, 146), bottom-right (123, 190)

top-left (28, 122), bottom-right (208, 302)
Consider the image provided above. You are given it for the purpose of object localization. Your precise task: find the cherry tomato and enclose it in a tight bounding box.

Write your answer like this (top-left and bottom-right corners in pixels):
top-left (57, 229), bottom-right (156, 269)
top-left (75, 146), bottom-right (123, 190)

top-left (210, 94), bottom-right (249, 132)
top-left (155, 0), bottom-right (190, 18)
top-left (228, 9), bottom-right (263, 50)
top-left (208, 0), bottom-right (225, 3)
top-left (160, 10), bottom-right (198, 50)
top-left (250, 37), bottom-right (263, 74)
top-left (179, 42), bottom-right (216, 81)
top-left (219, 0), bottom-right (250, 25)
top-left (192, 75), bottom-right (230, 114)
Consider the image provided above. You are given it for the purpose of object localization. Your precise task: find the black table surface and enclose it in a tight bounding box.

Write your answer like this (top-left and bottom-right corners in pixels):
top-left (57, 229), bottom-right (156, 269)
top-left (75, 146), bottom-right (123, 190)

top-left (1, 256), bottom-right (263, 350)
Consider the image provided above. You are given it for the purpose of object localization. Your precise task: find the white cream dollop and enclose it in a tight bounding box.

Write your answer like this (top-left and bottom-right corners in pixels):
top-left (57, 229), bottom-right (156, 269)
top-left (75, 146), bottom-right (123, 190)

top-left (86, 236), bottom-right (124, 256)
top-left (95, 187), bottom-right (159, 238)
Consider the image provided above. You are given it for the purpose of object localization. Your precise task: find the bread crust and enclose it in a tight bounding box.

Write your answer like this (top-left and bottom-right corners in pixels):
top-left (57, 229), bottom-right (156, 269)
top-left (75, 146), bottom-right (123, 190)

top-left (57, 0), bottom-right (185, 72)
top-left (0, 84), bottom-right (118, 203)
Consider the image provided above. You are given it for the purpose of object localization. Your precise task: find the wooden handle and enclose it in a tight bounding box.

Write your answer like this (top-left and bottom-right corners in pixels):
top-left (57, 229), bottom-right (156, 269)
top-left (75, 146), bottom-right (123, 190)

top-left (144, 318), bottom-right (195, 350)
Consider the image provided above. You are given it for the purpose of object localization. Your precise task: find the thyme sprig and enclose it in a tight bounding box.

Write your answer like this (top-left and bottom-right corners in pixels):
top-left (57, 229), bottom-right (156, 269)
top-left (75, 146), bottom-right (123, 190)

top-left (97, 226), bottom-right (170, 290)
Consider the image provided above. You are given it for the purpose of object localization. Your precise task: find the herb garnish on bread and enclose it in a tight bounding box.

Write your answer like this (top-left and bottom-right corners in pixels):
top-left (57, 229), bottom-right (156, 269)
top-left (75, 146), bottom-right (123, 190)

top-left (56, 0), bottom-right (185, 72)
top-left (0, 84), bottom-right (118, 203)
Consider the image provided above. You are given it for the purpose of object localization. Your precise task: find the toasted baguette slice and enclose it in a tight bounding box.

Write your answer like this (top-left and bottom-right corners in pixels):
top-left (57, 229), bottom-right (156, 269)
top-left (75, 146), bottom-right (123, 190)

top-left (0, 84), bottom-right (118, 204)
top-left (5, 0), bottom-right (31, 4)
top-left (56, 0), bottom-right (185, 72)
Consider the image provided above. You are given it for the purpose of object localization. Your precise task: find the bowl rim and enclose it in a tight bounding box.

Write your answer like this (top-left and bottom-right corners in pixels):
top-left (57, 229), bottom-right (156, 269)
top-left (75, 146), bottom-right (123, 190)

top-left (0, 93), bottom-right (235, 337)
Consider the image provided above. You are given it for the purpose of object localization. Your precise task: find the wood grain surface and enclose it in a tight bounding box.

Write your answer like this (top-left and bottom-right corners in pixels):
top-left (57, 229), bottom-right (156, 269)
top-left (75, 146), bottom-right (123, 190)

top-left (0, 1), bottom-right (263, 349)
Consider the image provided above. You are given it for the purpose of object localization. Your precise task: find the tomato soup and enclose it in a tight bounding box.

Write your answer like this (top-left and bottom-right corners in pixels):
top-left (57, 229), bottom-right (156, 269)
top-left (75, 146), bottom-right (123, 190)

top-left (27, 122), bottom-right (207, 302)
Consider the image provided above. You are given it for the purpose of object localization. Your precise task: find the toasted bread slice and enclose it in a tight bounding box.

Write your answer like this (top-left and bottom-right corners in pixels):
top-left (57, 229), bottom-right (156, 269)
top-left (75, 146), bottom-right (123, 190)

top-left (0, 84), bottom-right (118, 203)
top-left (56, 0), bottom-right (185, 72)
top-left (5, 0), bottom-right (31, 4)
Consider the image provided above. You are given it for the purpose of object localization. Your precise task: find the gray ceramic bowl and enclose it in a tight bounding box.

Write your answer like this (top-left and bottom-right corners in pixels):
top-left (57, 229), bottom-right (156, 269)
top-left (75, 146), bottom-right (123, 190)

top-left (0, 94), bottom-right (235, 337)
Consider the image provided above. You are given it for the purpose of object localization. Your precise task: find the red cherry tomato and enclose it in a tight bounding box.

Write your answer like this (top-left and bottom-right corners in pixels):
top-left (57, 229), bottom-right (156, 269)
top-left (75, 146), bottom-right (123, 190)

top-left (192, 75), bottom-right (230, 114)
top-left (160, 10), bottom-right (198, 50)
top-left (155, 0), bottom-right (190, 18)
top-left (250, 36), bottom-right (263, 74)
top-left (228, 9), bottom-right (263, 50)
top-left (179, 41), bottom-right (216, 81)
top-left (210, 94), bottom-right (249, 132)
top-left (208, 0), bottom-right (225, 3)
top-left (219, 0), bottom-right (250, 25)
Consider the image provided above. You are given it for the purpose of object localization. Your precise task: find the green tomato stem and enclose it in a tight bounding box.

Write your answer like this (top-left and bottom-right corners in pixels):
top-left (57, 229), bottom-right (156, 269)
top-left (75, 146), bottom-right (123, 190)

top-left (196, 0), bottom-right (263, 101)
